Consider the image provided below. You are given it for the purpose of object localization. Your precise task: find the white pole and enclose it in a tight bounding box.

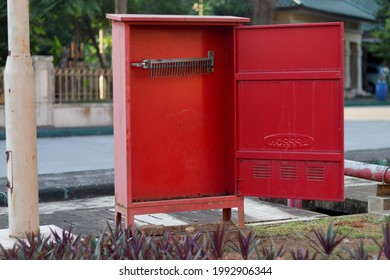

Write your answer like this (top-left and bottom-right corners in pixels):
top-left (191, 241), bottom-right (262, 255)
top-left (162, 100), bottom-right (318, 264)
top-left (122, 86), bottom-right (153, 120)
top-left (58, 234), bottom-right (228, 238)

top-left (4, 0), bottom-right (39, 238)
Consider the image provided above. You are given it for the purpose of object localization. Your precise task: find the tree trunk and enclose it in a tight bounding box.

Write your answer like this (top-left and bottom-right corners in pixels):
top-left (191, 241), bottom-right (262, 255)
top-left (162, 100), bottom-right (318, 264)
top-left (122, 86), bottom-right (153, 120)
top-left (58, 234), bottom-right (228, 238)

top-left (84, 17), bottom-right (106, 68)
top-left (251, 0), bottom-right (276, 25)
top-left (115, 0), bottom-right (127, 14)
top-left (73, 16), bottom-right (80, 67)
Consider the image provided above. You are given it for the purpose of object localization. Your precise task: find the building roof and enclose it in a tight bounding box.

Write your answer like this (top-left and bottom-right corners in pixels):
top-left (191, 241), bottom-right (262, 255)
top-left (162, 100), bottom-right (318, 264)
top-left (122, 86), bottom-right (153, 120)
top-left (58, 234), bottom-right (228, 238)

top-left (277, 0), bottom-right (377, 22)
top-left (347, 0), bottom-right (380, 31)
top-left (347, 0), bottom-right (379, 15)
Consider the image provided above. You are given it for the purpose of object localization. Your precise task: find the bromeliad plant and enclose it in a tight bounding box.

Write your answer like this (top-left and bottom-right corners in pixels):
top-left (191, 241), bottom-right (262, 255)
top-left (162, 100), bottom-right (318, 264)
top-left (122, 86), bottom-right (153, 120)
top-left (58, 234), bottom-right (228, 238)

top-left (207, 223), bottom-right (228, 260)
top-left (257, 240), bottom-right (285, 260)
top-left (1, 222), bottom-right (390, 260)
top-left (229, 229), bottom-right (258, 260)
top-left (344, 240), bottom-right (371, 260)
top-left (289, 248), bottom-right (318, 260)
top-left (307, 222), bottom-right (345, 259)
top-left (170, 231), bottom-right (205, 260)
top-left (374, 222), bottom-right (390, 260)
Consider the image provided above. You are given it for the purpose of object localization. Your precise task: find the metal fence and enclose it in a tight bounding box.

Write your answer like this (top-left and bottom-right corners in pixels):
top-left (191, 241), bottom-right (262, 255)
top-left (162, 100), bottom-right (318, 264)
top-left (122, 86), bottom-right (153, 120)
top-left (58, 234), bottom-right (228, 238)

top-left (54, 68), bottom-right (113, 103)
top-left (0, 67), bottom-right (113, 104)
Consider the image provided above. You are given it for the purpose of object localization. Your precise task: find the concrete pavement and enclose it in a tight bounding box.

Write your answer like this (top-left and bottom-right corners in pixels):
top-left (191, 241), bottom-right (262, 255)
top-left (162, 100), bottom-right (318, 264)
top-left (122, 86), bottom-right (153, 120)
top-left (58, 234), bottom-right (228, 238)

top-left (0, 105), bottom-right (389, 236)
top-left (344, 105), bottom-right (390, 151)
top-left (0, 134), bottom-right (114, 176)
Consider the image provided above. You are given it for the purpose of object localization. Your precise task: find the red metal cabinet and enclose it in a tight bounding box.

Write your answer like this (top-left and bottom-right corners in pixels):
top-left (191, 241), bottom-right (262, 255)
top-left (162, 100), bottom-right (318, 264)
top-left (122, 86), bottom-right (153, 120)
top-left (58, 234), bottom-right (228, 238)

top-left (107, 14), bottom-right (344, 227)
top-left (236, 24), bottom-right (344, 201)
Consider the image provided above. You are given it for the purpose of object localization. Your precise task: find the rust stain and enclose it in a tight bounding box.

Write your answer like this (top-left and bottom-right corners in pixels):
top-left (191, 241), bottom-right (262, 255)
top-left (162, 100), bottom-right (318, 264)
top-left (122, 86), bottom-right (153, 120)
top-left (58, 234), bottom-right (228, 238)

top-left (6, 178), bottom-right (13, 194)
top-left (22, 39), bottom-right (29, 51)
top-left (82, 107), bottom-right (91, 117)
top-left (5, 150), bottom-right (13, 192)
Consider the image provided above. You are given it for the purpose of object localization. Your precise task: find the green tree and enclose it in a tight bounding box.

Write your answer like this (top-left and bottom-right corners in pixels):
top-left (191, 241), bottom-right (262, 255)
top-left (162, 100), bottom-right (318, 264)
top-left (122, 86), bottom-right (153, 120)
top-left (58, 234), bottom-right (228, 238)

top-left (115, 0), bottom-right (127, 13)
top-left (206, 0), bottom-right (275, 24)
top-left (370, 0), bottom-right (390, 64)
top-left (28, 0), bottom-right (199, 66)
top-left (209, 0), bottom-right (251, 17)
top-left (251, 0), bottom-right (276, 25)
top-left (127, 0), bottom-right (196, 14)
top-left (0, 0), bottom-right (269, 68)
top-left (29, 0), bottom-right (114, 67)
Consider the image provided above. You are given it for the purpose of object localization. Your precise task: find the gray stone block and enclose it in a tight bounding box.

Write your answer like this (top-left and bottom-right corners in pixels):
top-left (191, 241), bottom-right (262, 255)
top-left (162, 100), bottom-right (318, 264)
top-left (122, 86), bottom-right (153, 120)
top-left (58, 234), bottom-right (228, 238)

top-left (368, 196), bottom-right (390, 212)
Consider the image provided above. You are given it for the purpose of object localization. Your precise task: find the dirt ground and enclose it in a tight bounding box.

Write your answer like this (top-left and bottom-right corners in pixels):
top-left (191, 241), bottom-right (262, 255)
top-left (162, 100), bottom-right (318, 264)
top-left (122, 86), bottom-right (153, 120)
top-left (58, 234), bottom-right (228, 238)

top-left (248, 214), bottom-right (389, 259)
top-left (140, 213), bottom-right (390, 260)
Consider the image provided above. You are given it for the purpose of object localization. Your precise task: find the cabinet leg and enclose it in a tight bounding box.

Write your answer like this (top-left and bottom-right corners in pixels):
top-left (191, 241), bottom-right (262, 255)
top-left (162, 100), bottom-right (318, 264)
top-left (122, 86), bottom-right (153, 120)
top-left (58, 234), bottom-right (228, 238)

top-left (223, 208), bottom-right (232, 222)
top-left (237, 205), bottom-right (245, 228)
top-left (115, 211), bottom-right (122, 227)
top-left (125, 211), bottom-right (135, 230)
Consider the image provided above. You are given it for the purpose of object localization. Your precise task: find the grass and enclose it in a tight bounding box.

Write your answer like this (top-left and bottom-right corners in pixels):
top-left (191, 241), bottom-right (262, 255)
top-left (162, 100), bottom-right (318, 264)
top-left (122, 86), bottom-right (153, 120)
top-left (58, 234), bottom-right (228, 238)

top-left (251, 214), bottom-right (389, 259)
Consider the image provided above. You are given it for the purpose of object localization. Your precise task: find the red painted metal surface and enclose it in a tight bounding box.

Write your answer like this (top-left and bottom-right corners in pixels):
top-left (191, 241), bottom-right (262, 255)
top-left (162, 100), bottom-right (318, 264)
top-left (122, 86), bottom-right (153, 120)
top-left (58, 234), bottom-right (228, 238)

top-left (345, 160), bottom-right (390, 183)
top-left (130, 25), bottom-right (236, 201)
top-left (110, 15), bottom-right (248, 227)
top-left (235, 23), bottom-right (344, 201)
top-left (109, 15), bottom-right (344, 227)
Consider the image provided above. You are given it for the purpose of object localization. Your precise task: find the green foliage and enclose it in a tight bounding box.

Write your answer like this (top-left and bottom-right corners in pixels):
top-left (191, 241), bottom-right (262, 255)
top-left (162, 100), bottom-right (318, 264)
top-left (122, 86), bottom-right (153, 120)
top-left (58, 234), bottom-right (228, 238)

top-left (126, 0), bottom-right (251, 17)
top-left (344, 240), bottom-right (371, 260)
top-left (170, 231), bottom-right (206, 260)
top-left (257, 240), bottom-right (285, 260)
top-left (0, 0), bottom-right (253, 67)
top-left (307, 222), bottom-right (346, 259)
top-left (209, 0), bottom-right (251, 17)
top-left (374, 222), bottom-right (390, 260)
top-left (29, 0), bottom-right (102, 25)
top-left (290, 248), bottom-right (318, 260)
top-left (207, 223), bottom-right (228, 259)
top-left (1, 222), bottom-right (390, 260)
top-left (128, 0), bottom-right (196, 15)
top-left (229, 229), bottom-right (258, 260)
top-left (369, 0), bottom-right (390, 64)
top-left (28, 0), bottom-right (114, 66)
top-left (0, 0), bottom-right (115, 67)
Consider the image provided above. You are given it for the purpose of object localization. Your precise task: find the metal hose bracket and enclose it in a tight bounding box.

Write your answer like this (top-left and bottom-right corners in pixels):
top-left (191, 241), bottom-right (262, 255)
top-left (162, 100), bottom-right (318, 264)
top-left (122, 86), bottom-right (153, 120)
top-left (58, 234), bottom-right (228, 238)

top-left (382, 166), bottom-right (390, 185)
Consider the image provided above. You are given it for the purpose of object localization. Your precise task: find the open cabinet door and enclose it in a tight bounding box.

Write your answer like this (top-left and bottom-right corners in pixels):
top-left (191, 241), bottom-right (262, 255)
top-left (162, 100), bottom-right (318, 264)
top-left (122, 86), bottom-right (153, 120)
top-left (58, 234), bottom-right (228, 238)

top-left (235, 23), bottom-right (344, 201)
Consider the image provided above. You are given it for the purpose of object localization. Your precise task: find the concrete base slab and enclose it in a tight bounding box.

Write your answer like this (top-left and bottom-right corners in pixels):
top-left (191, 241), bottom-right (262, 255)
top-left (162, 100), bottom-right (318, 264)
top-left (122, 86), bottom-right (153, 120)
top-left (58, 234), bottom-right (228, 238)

top-left (370, 210), bottom-right (390, 219)
top-left (0, 225), bottom-right (62, 250)
top-left (368, 196), bottom-right (390, 213)
top-left (133, 198), bottom-right (326, 227)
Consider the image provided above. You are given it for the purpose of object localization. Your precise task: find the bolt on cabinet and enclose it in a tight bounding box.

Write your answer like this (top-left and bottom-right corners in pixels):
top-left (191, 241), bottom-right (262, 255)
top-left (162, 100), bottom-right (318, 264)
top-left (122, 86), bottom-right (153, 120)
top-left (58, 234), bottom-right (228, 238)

top-left (107, 14), bottom-right (344, 227)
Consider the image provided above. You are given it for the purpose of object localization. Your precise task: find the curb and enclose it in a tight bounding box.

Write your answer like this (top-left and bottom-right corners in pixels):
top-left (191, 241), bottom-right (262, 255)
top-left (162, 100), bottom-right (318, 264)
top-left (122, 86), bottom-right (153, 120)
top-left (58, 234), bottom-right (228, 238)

top-left (344, 99), bottom-right (390, 107)
top-left (0, 169), bottom-right (114, 207)
top-left (0, 126), bottom-right (113, 140)
top-left (345, 148), bottom-right (390, 164)
top-left (37, 183), bottom-right (114, 203)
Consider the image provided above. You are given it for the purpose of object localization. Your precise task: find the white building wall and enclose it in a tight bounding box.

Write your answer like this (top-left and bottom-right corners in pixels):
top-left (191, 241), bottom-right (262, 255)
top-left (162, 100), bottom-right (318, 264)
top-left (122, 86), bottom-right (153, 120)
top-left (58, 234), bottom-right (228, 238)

top-left (0, 56), bottom-right (113, 128)
top-left (344, 30), bottom-right (365, 98)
